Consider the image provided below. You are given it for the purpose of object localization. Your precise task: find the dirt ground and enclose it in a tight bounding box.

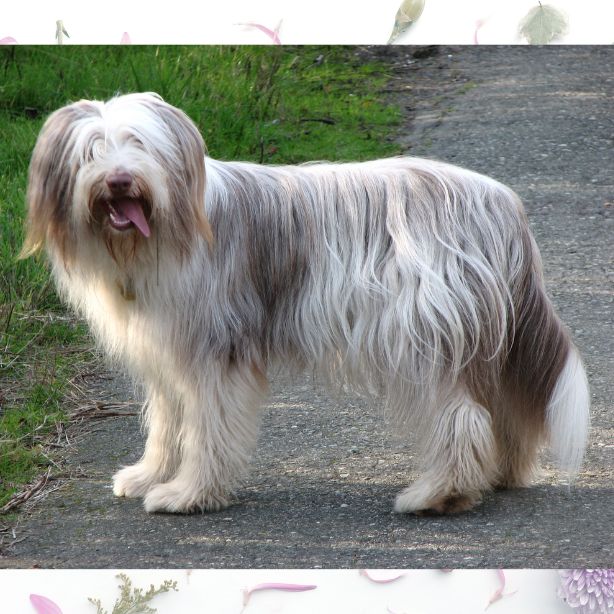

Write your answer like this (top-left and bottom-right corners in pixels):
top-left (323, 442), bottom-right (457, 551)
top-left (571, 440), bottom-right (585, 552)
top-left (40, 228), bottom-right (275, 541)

top-left (2, 45), bottom-right (612, 569)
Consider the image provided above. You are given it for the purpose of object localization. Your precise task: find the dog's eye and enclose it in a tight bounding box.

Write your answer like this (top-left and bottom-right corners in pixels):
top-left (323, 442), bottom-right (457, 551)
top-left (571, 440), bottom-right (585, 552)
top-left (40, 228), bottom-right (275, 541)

top-left (83, 140), bottom-right (105, 163)
top-left (128, 135), bottom-right (145, 149)
top-left (118, 133), bottom-right (144, 149)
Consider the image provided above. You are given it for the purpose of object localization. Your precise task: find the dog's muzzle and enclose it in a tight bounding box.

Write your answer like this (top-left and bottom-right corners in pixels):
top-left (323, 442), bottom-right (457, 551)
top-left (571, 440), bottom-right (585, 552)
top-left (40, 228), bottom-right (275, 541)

top-left (101, 170), bottom-right (151, 237)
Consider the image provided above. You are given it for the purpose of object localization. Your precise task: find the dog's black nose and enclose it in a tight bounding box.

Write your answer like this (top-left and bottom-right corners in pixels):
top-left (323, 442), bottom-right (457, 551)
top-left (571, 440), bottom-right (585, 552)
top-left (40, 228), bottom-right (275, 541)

top-left (106, 170), bottom-right (133, 193)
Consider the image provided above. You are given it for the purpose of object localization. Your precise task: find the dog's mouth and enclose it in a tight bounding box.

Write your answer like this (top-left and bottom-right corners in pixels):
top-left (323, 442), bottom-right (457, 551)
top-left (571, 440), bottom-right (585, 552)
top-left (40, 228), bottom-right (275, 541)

top-left (103, 198), bottom-right (151, 238)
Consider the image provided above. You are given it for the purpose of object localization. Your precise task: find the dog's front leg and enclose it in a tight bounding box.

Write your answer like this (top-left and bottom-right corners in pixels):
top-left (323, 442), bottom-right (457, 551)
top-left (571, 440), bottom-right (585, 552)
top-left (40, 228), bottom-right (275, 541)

top-left (142, 361), bottom-right (268, 514)
top-left (113, 387), bottom-right (181, 499)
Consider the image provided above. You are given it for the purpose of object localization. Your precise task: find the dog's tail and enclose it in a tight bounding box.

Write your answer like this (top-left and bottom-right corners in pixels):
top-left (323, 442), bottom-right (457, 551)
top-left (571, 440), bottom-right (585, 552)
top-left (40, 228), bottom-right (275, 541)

top-left (506, 253), bottom-right (590, 478)
top-left (546, 346), bottom-right (590, 476)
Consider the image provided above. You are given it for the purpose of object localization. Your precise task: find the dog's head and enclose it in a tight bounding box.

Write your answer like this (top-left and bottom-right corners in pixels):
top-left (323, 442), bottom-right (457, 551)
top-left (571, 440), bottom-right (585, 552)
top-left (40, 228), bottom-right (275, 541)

top-left (20, 92), bottom-right (213, 266)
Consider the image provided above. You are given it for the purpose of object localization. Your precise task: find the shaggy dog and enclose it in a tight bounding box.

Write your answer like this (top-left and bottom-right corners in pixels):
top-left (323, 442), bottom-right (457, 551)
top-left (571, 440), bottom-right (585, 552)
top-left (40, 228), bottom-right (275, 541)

top-left (21, 92), bottom-right (590, 514)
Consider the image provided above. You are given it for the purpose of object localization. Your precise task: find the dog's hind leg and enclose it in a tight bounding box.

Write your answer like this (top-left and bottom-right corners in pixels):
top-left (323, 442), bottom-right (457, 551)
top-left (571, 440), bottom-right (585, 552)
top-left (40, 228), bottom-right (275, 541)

top-left (113, 388), bottom-right (181, 499)
top-left (394, 387), bottom-right (499, 514)
top-left (491, 390), bottom-right (545, 489)
top-left (143, 361), bottom-right (268, 514)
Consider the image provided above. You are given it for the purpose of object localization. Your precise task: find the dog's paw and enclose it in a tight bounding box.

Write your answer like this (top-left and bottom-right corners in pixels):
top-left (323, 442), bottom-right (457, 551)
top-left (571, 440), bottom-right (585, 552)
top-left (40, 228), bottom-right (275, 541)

top-left (113, 463), bottom-right (161, 499)
top-left (394, 482), bottom-right (481, 515)
top-left (143, 480), bottom-right (230, 514)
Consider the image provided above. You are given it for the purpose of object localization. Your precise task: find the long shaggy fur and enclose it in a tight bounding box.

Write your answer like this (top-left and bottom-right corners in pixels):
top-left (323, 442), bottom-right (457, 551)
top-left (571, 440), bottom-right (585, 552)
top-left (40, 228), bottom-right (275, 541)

top-left (21, 92), bottom-right (590, 514)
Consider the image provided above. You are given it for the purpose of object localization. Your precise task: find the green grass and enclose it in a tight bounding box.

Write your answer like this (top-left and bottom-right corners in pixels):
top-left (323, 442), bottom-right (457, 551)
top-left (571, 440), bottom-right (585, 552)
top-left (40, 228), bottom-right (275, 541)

top-left (0, 46), bottom-right (401, 162)
top-left (0, 45), bottom-right (402, 512)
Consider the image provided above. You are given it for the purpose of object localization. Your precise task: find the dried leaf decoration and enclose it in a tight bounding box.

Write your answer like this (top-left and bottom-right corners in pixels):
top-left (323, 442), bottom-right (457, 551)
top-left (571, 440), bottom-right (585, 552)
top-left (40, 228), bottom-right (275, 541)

top-left (55, 20), bottom-right (69, 44)
top-left (388, 0), bottom-right (425, 44)
top-left (88, 574), bottom-right (177, 614)
top-left (518, 3), bottom-right (568, 44)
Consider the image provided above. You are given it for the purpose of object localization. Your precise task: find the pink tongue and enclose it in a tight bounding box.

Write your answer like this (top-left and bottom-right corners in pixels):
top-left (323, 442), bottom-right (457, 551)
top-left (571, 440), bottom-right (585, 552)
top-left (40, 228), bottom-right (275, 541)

top-left (116, 199), bottom-right (151, 237)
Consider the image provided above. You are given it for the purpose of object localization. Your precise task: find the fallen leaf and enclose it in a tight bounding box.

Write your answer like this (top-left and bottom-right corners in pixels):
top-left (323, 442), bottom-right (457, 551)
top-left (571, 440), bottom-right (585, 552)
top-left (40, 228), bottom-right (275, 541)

top-left (518, 3), bottom-right (568, 44)
top-left (55, 20), bottom-right (69, 45)
top-left (388, 0), bottom-right (425, 44)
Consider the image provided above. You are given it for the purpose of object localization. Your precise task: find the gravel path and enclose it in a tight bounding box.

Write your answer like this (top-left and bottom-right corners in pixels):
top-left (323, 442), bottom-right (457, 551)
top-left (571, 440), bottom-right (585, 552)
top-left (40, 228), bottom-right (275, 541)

top-left (3, 45), bottom-right (612, 569)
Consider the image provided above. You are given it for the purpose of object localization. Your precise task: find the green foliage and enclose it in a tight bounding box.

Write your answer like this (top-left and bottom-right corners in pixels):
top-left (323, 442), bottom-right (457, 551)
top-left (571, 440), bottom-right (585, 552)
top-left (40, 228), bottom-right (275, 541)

top-left (88, 574), bottom-right (178, 614)
top-left (0, 46), bottom-right (401, 162)
top-left (0, 313), bottom-right (89, 508)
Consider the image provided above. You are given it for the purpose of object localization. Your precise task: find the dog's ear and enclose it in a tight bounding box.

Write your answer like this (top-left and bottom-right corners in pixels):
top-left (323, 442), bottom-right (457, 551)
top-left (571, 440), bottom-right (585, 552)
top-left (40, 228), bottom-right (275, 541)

top-left (20, 101), bottom-right (100, 262)
top-left (147, 98), bottom-right (215, 252)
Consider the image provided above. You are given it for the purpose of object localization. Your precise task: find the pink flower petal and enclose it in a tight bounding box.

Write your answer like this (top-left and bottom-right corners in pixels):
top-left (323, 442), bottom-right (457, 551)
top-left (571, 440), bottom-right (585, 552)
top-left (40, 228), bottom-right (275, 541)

top-left (243, 582), bottom-right (317, 606)
top-left (485, 570), bottom-right (517, 610)
top-left (359, 569), bottom-right (406, 584)
top-left (120, 32), bottom-right (131, 44)
top-left (236, 22), bottom-right (282, 45)
top-left (473, 15), bottom-right (492, 44)
top-left (30, 594), bottom-right (63, 614)
top-left (0, 36), bottom-right (17, 44)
